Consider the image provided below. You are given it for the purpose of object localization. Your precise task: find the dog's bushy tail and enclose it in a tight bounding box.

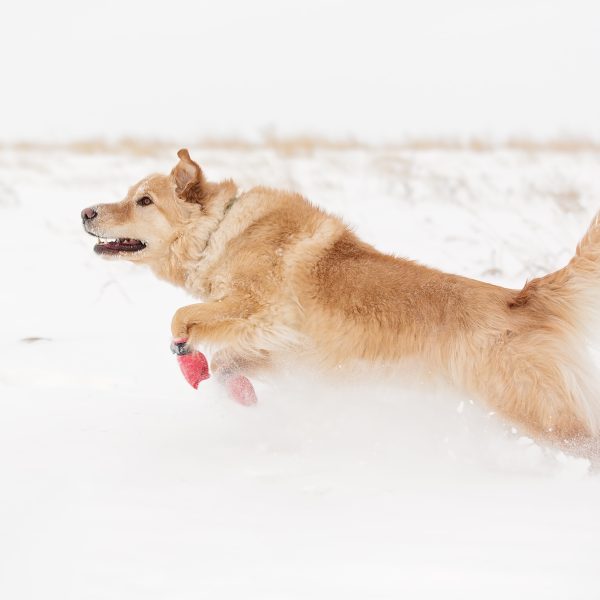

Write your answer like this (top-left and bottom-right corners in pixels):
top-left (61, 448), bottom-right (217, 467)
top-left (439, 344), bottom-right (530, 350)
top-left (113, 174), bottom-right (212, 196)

top-left (510, 211), bottom-right (600, 437)
top-left (556, 211), bottom-right (600, 330)
top-left (570, 211), bottom-right (600, 277)
top-left (511, 211), bottom-right (600, 318)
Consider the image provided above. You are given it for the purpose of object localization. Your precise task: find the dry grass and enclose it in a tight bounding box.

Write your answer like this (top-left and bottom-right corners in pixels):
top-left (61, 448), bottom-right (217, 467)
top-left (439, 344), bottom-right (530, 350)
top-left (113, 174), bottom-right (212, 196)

top-left (2, 135), bottom-right (600, 157)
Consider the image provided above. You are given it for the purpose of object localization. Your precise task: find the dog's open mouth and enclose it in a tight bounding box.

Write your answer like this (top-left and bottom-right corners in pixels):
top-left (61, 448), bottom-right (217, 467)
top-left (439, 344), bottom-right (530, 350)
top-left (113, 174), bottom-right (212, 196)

top-left (94, 237), bottom-right (147, 254)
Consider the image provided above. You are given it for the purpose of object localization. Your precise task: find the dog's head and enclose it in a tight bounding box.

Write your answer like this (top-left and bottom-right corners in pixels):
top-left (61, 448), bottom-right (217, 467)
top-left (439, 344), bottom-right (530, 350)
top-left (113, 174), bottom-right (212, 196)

top-left (81, 149), bottom-right (235, 269)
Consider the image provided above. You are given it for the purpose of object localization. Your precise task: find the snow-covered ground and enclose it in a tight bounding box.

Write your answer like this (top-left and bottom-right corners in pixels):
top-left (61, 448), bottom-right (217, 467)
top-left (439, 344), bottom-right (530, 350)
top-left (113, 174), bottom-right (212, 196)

top-left (1, 144), bottom-right (600, 598)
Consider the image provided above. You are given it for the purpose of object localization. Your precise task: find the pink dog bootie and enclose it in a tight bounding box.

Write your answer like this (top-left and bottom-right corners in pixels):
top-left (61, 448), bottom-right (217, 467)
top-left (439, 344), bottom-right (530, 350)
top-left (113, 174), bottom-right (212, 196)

top-left (170, 338), bottom-right (257, 405)
top-left (223, 373), bottom-right (258, 406)
top-left (170, 338), bottom-right (210, 389)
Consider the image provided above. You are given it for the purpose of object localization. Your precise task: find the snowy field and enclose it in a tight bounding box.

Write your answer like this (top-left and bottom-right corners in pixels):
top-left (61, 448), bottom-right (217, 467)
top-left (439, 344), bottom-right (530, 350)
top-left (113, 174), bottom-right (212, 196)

top-left (1, 143), bottom-right (600, 598)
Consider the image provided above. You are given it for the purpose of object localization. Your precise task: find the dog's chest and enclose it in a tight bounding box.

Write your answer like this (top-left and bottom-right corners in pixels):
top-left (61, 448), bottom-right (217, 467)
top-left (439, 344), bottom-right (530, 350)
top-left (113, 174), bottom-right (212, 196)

top-left (184, 262), bottom-right (231, 301)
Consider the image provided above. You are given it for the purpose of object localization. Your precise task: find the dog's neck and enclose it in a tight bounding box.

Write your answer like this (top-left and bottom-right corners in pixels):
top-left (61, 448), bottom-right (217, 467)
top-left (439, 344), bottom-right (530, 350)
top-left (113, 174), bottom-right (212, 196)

top-left (153, 180), bottom-right (239, 288)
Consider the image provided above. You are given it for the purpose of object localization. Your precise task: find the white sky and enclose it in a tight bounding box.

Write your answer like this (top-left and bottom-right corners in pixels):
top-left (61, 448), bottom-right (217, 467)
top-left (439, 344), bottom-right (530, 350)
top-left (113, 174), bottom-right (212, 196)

top-left (1, 0), bottom-right (599, 142)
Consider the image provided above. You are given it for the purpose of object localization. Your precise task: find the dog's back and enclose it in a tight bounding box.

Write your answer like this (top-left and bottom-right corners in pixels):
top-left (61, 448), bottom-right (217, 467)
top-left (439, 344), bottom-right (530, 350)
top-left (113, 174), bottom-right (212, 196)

top-left (214, 191), bottom-right (600, 442)
top-left (308, 213), bottom-right (600, 441)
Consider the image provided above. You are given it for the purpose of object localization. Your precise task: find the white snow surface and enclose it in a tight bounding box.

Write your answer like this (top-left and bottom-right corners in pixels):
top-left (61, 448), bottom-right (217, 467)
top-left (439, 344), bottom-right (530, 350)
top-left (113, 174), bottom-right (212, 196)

top-left (1, 145), bottom-right (600, 598)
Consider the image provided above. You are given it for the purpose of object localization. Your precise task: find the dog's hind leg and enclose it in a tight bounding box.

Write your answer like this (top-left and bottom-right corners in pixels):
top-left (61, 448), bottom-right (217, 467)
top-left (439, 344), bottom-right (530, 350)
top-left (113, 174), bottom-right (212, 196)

top-left (474, 334), bottom-right (595, 441)
top-left (494, 211), bottom-right (600, 440)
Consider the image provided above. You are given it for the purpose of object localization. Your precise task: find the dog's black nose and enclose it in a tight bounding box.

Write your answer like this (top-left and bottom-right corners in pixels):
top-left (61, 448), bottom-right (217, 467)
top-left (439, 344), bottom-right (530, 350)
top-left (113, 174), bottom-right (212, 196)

top-left (81, 207), bottom-right (97, 222)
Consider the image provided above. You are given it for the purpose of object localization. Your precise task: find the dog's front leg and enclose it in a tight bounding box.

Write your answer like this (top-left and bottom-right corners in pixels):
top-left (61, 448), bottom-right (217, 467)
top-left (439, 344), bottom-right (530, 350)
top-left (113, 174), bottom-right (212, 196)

top-left (171, 296), bottom-right (258, 350)
top-left (171, 298), bottom-right (261, 405)
top-left (209, 349), bottom-right (271, 406)
top-left (210, 348), bottom-right (271, 380)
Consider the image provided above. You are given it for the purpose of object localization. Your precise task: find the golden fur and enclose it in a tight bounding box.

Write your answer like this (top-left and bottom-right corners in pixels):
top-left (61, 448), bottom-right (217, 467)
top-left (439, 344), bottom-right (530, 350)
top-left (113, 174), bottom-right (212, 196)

top-left (82, 149), bottom-right (600, 444)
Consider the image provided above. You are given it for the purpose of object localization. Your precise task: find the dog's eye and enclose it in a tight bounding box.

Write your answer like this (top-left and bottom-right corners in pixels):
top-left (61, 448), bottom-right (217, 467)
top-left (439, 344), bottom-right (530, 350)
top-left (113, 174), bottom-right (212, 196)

top-left (136, 196), bottom-right (153, 207)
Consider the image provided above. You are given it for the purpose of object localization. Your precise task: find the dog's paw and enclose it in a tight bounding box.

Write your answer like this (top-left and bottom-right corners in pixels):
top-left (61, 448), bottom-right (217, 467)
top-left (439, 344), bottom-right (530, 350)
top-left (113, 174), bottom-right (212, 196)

top-left (170, 337), bottom-right (191, 356)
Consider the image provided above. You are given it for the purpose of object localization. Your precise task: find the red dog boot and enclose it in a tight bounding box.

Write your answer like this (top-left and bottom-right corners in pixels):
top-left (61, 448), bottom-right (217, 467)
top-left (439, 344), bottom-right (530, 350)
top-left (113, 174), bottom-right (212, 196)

top-left (223, 373), bottom-right (258, 406)
top-left (170, 338), bottom-right (210, 389)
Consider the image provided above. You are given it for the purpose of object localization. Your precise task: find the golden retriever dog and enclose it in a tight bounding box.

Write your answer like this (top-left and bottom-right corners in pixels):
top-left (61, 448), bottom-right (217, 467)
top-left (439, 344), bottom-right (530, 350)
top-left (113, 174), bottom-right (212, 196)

top-left (82, 149), bottom-right (600, 445)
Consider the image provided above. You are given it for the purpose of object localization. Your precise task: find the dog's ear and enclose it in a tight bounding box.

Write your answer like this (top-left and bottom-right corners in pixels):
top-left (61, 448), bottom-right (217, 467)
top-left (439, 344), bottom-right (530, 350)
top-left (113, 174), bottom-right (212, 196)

top-left (171, 149), bottom-right (207, 203)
